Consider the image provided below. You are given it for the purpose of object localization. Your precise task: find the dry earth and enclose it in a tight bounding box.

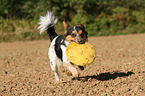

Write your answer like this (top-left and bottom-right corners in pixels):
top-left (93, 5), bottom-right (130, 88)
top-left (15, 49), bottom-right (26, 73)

top-left (0, 34), bottom-right (145, 96)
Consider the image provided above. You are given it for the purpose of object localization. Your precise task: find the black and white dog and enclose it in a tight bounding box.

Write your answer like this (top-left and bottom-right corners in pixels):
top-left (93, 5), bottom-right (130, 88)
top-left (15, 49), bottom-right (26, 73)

top-left (38, 11), bottom-right (88, 81)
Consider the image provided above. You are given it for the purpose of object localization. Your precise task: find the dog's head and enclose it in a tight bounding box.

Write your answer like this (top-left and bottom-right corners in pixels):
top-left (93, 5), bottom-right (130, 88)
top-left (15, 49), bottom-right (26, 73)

top-left (63, 21), bottom-right (88, 44)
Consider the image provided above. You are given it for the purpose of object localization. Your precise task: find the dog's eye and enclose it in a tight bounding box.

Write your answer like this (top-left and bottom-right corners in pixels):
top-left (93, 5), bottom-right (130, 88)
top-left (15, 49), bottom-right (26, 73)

top-left (71, 33), bottom-right (76, 37)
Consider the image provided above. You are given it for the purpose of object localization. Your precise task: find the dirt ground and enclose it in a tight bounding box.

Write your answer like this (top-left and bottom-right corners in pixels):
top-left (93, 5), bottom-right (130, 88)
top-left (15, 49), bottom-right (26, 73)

top-left (0, 34), bottom-right (145, 96)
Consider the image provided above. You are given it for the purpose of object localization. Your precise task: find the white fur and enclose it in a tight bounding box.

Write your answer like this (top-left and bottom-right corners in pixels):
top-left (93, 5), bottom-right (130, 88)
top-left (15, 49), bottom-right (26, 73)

top-left (48, 37), bottom-right (60, 81)
top-left (48, 36), bottom-right (62, 68)
top-left (38, 11), bottom-right (58, 34)
top-left (48, 36), bottom-right (71, 81)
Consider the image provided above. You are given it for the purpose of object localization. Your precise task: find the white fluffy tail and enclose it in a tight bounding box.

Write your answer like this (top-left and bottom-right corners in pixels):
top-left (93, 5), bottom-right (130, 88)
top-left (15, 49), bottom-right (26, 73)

top-left (38, 11), bottom-right (58, 34)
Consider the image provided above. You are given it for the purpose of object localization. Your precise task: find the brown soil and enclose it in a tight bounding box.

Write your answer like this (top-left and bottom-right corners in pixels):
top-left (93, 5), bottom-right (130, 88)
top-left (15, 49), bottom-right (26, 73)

top-left (0, 34), bottom-right (145, 96)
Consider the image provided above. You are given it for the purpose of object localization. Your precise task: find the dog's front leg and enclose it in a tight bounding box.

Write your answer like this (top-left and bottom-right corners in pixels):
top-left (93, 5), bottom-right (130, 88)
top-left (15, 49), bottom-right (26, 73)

top-left (63, 61), bottom-right (79, 78)
top-left (61, 45), bottom-right (79, 78)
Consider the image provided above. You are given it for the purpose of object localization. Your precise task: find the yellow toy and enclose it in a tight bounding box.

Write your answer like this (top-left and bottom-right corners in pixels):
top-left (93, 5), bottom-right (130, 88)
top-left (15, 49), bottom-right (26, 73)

top-left (66, 42), bottom-right (96, 66)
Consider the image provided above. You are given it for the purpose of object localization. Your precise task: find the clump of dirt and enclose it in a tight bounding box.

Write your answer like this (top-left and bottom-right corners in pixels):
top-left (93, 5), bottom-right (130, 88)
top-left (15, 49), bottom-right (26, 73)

top-left (0, 34), bottom-right (145, 95)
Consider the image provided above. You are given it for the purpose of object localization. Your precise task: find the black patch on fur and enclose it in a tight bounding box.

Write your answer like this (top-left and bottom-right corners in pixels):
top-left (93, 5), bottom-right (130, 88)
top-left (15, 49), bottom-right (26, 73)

top-left (75, 26), bottom-right (88, 38)
top-left (47, 26), bottom-right (58, 41)
top-left (55, 35), bottom-right (66, 61)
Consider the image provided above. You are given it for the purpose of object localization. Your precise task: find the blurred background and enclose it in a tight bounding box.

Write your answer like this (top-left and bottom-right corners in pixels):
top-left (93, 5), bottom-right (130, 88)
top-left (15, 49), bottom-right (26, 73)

top-left (0, 0), bottom-right (145, 42)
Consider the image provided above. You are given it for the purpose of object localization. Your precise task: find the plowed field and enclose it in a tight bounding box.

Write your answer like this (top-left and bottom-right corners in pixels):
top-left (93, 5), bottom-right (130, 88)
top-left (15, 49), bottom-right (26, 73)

top-left (0, 34), bottom-right (145, 96)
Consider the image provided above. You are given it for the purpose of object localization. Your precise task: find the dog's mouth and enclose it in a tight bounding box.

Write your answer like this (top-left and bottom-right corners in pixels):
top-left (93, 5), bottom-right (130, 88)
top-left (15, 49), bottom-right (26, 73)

top-left (77, 41), bottom-right (85, 44)
top-left (71, 40), bottom-right (85, 44)
top-left (76, 38), bottom-right (86, 44)
top-left (70, 38), bottom-right (86, 44)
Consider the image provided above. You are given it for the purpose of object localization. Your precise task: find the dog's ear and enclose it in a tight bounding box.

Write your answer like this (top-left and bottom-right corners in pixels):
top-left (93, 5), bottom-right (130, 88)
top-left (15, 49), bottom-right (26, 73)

top-left (63, 21), bottom-right (70, 37)
top-left (85, 31), bottom-right (88, 38)
top-left (76, 23), bottom-right (85, 30)
top-left (63, 21), bottom-right (71, 30)
top-left (76, 23), bottom-right (88, 38)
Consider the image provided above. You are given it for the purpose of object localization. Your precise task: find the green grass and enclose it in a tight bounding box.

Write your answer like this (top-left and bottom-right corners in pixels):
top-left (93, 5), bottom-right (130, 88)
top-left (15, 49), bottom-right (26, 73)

top-left (0, 19), bottom-right (145, 42)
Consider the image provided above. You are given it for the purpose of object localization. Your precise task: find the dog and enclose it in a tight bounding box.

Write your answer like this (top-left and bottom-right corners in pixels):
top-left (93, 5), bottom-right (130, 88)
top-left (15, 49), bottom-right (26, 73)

top-left (38, 11), bottom-right (88, 81)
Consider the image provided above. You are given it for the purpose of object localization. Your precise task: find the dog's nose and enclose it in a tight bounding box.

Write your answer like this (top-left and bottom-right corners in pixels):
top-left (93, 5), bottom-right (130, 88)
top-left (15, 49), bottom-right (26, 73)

top-left (76, 36), bottom-right (84, 43)
top-left (77, 39), bottom-right (82, 43)
top-left (78, 40), bottom-right (81, 43)
top-left (77, 39), bottom-right (84, 44)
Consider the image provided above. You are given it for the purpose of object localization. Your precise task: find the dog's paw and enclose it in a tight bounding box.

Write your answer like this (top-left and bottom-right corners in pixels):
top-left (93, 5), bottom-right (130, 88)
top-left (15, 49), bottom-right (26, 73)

top-left (78, 66), bottom-right (85, 70)
top-left (72, 75), bottom-right (80, 81)
top-left (65, 70), bottom-right (72, 76)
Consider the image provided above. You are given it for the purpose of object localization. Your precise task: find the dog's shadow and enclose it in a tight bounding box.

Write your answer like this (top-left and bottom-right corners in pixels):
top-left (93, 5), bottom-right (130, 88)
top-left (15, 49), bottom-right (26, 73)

top-left (73, 71), bottom-right (134, 81)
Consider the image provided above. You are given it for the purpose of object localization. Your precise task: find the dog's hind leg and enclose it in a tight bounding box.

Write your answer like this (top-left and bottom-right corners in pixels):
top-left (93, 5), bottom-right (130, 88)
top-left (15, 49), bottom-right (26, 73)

top-left (48, 49), bottom-right (60, 81)
top-left (50, 61), bottom-right (59, 81)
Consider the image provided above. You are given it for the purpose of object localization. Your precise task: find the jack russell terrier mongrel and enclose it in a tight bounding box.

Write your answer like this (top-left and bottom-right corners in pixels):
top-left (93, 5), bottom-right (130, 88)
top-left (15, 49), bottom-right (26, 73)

top-left (38, 11), bottom-right (88, 81)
